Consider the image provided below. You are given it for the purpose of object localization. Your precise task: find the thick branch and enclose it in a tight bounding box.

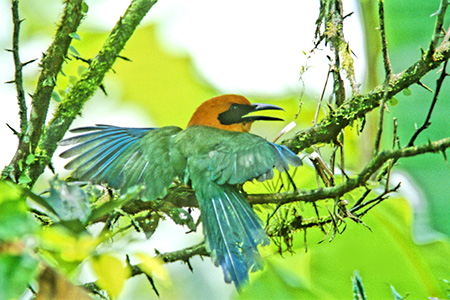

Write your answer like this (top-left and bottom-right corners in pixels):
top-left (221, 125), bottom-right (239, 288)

top-left (6, 0), bottom-right (84, 182)
top-left (27, 0), bottom-right (158, 185)
top-left (157, 242), bottom-right (208, 263)
top-left (251, 136), bottom-right (450, 205)
top-left (427, 0), bottom-right (449, 59)
top-left (28, 0), bottom-right (84, 151)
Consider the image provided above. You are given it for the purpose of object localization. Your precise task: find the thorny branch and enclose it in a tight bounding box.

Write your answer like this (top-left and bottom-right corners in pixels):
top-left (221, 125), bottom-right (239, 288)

top-left (373, 0), bottom-right (393, 155)
top-left (6, 0), bottom-right (85, 182)
top-left (407, 60), bottom-right (449, 147)
top-left (8, 0), bottom-right (30, 136)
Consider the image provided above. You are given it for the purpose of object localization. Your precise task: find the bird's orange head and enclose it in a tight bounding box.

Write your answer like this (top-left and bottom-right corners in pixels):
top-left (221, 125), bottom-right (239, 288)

top-left (187, 94), bottom-right (284, 132)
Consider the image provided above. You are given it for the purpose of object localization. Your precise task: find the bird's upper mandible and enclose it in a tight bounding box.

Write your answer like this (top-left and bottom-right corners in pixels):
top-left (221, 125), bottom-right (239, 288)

top-left (187, 94), bottom-right (284, 132)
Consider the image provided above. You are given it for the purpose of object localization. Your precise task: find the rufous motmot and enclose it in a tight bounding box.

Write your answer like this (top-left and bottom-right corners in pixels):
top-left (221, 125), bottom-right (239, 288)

top-left (59, 94), bottom-right (302, 290)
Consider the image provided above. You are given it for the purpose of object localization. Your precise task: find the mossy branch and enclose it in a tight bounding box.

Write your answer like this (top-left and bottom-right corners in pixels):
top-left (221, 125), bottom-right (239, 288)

top-left (282, 40), bottom-right (450, 153)
top-left (26, 0), bottom-right (158, 184)
top-left (5, 0), bottom-right (85, 182)
top-left (9, 0), bottom-right (29, 136)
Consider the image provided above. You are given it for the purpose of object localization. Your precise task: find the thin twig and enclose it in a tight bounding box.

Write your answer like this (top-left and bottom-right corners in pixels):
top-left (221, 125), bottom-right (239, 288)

top-left (407, 60), bottom-right (449, 147)
top-left (10, 0), bottom-right (28, 135)
top-left (374, 0), bottom-right (392, 155)
top-left (427, 0), bottom-right (449, 59)
top-left (327, 0), bottom-right (346, 106)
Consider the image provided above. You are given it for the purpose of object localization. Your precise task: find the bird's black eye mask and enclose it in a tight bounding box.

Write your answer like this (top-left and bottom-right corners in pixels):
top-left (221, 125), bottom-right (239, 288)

top-left (218, 103), bottom-right (284, 125)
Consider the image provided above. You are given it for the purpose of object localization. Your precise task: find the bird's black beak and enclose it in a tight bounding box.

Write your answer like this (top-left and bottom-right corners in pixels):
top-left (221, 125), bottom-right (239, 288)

top-left (218, 102), bottom-right (284, 125)
top-left (245, 103), bottom-right (285, 122)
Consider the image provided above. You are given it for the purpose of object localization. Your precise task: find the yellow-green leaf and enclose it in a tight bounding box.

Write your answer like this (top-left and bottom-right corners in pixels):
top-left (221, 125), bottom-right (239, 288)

top-left (136, 253), bottom-right (170, 283)
top-left (92, 254), bottom-right (130, 298)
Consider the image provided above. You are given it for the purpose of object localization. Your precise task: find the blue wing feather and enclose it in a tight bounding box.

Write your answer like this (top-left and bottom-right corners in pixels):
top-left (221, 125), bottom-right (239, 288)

top-left (59, 125), bottom-right (183, 199)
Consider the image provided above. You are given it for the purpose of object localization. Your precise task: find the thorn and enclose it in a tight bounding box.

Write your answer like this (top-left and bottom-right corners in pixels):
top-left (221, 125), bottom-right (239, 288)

top-left (186, 259), bottom-right (193, 272)
top-left (343, 12), bottom-right (354, 19)
top-left (5, 80), bottom-right (15, 84)
top-left (117, 55), bottom-right (132, 62)
top-left (71, 54), bottom-right (91, 64)
top-left (6, 123), bottom-right (19, 136)
top-left (145, 274), bottom-right (160, 297)
top-left (47, 162), bottom-right (55, 174)
top-left (99, 84), bottom-right (108, 96)
top-left (22, 58), bottom-right (37, 67)
top-left (442, 150), bottom-right (448, 166)
top-left (28, 93), bottom-right (35, 99)
top-left (417, 81), bottom-right (433, 93)
top-left (4, 48), bottom-right (13, 53)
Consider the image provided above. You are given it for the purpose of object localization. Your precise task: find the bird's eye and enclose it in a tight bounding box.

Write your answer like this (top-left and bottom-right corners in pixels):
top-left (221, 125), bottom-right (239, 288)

top-left (230, 104), bottom-right (239, 110)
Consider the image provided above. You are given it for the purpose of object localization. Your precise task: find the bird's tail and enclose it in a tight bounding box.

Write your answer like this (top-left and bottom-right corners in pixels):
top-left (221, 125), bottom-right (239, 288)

top-left (194, 181), bottom-right (270, 290)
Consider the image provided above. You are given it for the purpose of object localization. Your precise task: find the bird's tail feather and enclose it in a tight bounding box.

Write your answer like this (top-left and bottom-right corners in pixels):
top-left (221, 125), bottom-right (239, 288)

top-left (195, 182), bottom-right (269, 290)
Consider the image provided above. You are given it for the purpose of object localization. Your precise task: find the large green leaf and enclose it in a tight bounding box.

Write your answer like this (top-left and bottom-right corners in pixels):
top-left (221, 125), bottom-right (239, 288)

top-left (0, 254), bottom-right (38, 300)
top-left (238, 195), bottom-right (450, 299)
top-left (0, 181), bottom-right (37, 241)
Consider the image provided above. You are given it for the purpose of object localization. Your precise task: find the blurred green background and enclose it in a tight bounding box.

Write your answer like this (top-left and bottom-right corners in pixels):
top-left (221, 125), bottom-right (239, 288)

top-left (0, 0), bottom-right (449, 299)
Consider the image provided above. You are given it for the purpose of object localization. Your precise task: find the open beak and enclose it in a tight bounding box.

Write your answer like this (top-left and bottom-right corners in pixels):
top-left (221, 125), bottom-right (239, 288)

top-left (242, 103), bottom-right (285, 122)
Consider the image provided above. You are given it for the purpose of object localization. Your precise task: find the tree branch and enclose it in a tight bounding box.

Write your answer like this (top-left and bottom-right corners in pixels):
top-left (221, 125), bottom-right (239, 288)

top-left (9, 0), bottom-right (28, 136)
top-left (282, 39), bottom-right (450, 153)
top-left (407, 60), bottom-right (449, 147)
top-left (373, 0), bottom-right (393, 155)
top-left (26, 0), bottom-right (158, 185)
top-left (427, 0), bottom-right (449, 59)
top-left (6, 0), bottom-right (85, 182)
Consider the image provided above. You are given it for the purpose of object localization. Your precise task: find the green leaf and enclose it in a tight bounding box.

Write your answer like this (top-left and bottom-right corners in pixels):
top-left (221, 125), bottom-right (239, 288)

top-left (69, 45), bottom-right (80, 56)
top-left (0, 182), bottom-right (37, 240)
top-left (51, 90), bottom-right (62, 102)
top-left (39, 227), bottom-right (98, 265)
top-left (69, 32), bottom-right (81, 41)
top-left (81, 1), bottom-right (89, 13)
top-left (88, 185), bottom-right (142, 223)
top-left (44, 178), bottom-right (91, 224)
top-left (23, 188), bottom-right (57, 216)
top-left (77, 65), bottom-right (87, 76)
top-left (18, 173), bottom-right (32, 184)
top-left (92, 254), bottom-right (130, 298)
top-left (137, 253), bottom-right (169, 282)
top-left (25, 154), bottom-right (35, 165)
top-left (0, 254), bottom-right (39, 300)
top-left (352, 270), bottom-right (367, 300)
top-left (239, 258), bottom-right (316, 300)
top-left (388, 97), bottom-right (399, 106)
top-left (160, 204), bottom-right (195, 231)
top-left (402, 87), bottom-right (412, 96)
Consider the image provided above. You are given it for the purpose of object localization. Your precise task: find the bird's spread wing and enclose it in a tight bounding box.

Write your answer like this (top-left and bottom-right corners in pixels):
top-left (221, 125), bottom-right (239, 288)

top-left (59, 124), bottom-right (183, 200)
top-left (176, 125), bottom-right (302, 185)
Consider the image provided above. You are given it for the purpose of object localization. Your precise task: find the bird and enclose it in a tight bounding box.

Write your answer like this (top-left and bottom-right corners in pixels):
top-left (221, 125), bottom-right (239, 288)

top-left (59, 94), bottom-right (302, 290)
